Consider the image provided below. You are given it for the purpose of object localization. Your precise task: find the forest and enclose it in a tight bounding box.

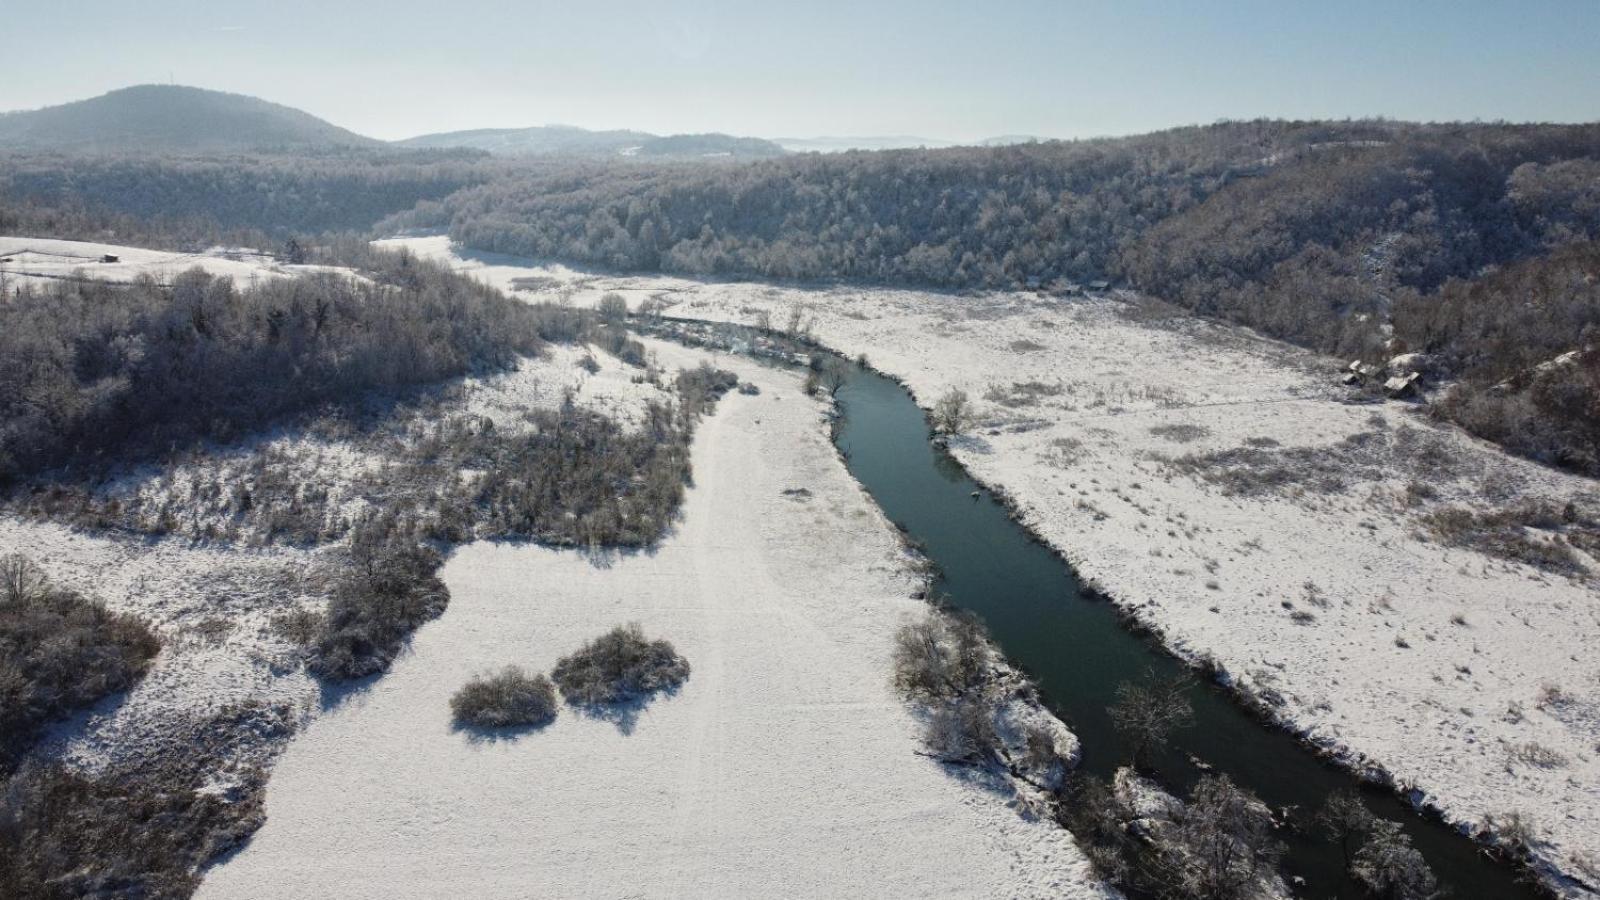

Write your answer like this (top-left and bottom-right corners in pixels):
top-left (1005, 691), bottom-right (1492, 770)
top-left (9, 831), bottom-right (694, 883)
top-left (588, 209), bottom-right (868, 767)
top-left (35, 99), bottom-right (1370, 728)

top-left (0, 242), bottom-right (550, 483)
top-left (5, 119), bottom-right (1600, 473)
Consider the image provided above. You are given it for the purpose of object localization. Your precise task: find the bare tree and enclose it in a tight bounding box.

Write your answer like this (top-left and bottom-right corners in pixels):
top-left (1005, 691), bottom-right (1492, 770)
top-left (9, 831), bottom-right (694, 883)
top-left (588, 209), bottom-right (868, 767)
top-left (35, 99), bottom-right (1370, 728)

top-left (1317, 789), bottom-right (1377, 867)
top-left (597, 292), bottom-right (628, 322)
top-left (0, 554), bottom-right (47, 605)
top-left (1108, 671), bottom-right (1194, 769)
top-left (932, 388), bottom-right (972, 434)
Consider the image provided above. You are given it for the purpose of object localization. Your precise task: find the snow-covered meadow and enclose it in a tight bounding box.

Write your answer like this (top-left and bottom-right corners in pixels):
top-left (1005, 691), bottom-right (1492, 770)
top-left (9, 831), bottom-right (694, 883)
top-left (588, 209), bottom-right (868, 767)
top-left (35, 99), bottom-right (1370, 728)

top-left (0, 236), bottom-right (355, 289)
top-left (199, 340), bottom-right (1109, 899)
top-left (387, 234), bottom-right (1600, 893)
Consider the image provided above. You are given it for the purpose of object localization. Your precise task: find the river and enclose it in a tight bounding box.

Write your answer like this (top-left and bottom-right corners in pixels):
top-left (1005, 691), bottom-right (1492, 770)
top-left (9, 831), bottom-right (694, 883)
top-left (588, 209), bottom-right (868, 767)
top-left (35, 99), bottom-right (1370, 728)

top-left (831, 361), bottom-right (1538, 900)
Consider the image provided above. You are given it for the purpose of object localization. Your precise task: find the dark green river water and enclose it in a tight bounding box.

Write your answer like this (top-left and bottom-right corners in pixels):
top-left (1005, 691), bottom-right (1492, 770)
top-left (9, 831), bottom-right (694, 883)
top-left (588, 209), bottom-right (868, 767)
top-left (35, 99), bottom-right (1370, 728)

top-left (830, 363), bottom-right (1538, 900)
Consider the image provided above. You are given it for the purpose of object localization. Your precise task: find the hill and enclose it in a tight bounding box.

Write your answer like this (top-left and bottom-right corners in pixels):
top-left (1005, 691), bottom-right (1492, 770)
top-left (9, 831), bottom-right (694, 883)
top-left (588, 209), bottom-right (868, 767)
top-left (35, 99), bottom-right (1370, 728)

top-left (0, 85), bottom-right (380, 153)
top-left (395, 125), bottom-right (655, 156)
top-left (397, 125), bottom-right (786, 159)
top-left (771, 135), bottom-right (955, 153)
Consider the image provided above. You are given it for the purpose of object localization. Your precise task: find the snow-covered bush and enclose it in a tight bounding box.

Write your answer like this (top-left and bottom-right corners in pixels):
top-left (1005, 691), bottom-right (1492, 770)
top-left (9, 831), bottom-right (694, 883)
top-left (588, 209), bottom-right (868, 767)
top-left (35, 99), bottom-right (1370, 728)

top-left (551, 623), bottom-right (690, 706)
top-left (922, 696), bottom-right (999, 763)
top-left (932, 388), bottom-right (972, 434)
top-left (597, 292), bottom-right (628, 322)
top-left (450, 667), bottom-right (559, 728)
top-left (308, 519), bottom-right (447, 680)
top-left (891, 609), bottom-right (991, 702)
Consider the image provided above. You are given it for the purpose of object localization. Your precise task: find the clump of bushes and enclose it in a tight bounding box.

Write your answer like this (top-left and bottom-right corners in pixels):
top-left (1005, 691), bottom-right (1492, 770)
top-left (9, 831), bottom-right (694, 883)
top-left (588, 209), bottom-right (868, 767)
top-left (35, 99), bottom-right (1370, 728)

top-left (675, 364), bottom-right (740, 417)
top-left (450, 666), bottom-right (559, 728)
top-left (891, 608), bottom-right (1022, 766)
top-left (0, 701), bottom-right (292, 899)
top-left (307, 517), bottom-right (447, 680)
top-left (1419, 502), bottom-right (1594, 575)
top-left (891, 608), bottom-right (991, 703)
top-left (551, 623), bottom-right (690, 706)
top-left (1062, 770), bottom-right (1288, 900)
top-left (0, 554), bottom-right (161, 773)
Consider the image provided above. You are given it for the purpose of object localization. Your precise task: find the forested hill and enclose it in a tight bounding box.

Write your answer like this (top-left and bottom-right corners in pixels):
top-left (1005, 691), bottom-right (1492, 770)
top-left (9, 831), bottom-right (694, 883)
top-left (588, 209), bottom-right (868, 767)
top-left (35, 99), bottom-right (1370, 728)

top-left (397, 126), bottom-right (787, 159)
top-left (380, 119), bottom-right (1600, 473)
top-left (0, 85), bottom-right (380, 153)
top-left (3, 117), bottom-right (1597, 473)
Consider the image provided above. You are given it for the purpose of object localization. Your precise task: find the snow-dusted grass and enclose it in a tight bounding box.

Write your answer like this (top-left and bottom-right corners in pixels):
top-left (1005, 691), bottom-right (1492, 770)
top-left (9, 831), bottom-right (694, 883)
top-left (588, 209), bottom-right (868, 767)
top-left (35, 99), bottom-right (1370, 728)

top-left (385, 235), bottom-right (1600, 894)
top-left (0, 518), bottom-right (325, 773)
top-left (0, 236), bottom-right (356, 289)
top-left (198, 341), bottom-right (1109, 899)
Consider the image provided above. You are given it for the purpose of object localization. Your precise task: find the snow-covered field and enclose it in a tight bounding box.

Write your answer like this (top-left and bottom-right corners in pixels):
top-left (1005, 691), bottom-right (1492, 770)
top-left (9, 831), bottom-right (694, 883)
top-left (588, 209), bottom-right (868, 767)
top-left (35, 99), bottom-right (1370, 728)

top-left (0, 517), bottom-right (325, 772)
top-left (387, 235), bottom-right (1600, 893)
top-left (199, 340), bottom-right (1108, 899)
top-left (0, 236), bottom-right (353, 288)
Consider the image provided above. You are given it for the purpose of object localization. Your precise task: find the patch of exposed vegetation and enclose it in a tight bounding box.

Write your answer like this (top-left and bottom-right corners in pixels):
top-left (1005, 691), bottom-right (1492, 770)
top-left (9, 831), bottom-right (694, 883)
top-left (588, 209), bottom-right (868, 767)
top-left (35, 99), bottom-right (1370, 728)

top-left (1418, 501), bottom-right (1596, 575)
top-left (451, 667), bottom-right (559, 729)
top-left (551, 623), bottom-right (690, 706)
top-left (0, 554), bottom-right (161, 774)
top-left (1164, 425), bottom-right (1467, 498)
top-left (984, 380), bottom-right (1065, 409)
top-left (1148, 423), bottom-right (1213, 444)
top-left (0, 701), bottom-right (294, 900)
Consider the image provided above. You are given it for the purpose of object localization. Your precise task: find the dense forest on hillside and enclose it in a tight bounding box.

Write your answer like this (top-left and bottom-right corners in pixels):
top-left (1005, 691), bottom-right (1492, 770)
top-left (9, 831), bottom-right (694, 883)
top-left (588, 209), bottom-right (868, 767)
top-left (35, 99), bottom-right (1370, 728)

top-left (4, 119), bottom-right (1599, 473)
top-left (0, 149), bottom-right (492, 239)
top-left (375, 120), bottom-right (1600, 472)
top-left (0, 244), bottom-right (557, 483)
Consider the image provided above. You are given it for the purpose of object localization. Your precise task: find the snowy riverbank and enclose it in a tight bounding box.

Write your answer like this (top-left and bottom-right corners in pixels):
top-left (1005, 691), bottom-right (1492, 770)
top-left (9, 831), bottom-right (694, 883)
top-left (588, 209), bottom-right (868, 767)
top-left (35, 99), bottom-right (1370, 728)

top-left (385, 234), bottom-right (1600, 895)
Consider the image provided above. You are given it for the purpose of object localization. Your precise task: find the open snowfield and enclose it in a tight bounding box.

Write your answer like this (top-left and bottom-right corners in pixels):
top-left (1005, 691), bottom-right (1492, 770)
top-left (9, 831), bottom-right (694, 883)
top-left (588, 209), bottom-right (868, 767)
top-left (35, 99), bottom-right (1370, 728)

top-left (0, 236), bottom-right (353, 288)
top-left (199, 340), bottom-right (1107, 900)
top-left (387, 235), bottom-right (1600, 892)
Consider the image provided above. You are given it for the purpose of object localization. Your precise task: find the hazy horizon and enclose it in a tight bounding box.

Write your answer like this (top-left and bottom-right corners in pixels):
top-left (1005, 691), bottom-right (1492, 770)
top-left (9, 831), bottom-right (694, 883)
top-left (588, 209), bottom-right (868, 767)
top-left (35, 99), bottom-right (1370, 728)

top-left (3, 0), bottom-right (1598, 142)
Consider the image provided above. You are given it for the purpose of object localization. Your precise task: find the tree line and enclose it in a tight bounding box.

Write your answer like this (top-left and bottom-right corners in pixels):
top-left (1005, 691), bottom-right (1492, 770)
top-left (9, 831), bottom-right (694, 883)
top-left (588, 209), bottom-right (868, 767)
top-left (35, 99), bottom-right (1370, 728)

top-left (0, 244), bottom-right (552, 483)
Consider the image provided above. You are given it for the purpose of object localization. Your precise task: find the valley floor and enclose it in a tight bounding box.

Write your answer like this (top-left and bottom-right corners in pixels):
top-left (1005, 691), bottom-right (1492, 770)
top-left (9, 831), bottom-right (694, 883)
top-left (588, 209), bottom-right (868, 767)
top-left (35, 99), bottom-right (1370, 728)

top-left (385, 235), bottom-right (1600, 895)
top-left (197, 340), bottom-right (1105, 899)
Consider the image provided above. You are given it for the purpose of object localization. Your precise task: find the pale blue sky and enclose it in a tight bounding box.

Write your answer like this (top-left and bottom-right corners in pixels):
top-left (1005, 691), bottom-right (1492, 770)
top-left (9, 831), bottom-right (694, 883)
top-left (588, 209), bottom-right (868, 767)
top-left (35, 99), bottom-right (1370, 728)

top-left (1, 0), bottom-right (1595, 141)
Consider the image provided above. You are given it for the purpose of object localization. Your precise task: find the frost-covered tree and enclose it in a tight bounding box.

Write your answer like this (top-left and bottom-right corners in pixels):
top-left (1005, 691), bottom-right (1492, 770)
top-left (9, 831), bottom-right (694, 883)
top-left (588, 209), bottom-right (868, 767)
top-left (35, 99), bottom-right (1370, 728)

top-left (1351, 820), bottom-right (1442, 900)
top-left (932, 388), bottom-right (972, 435)
top-left (1108, 672), bottom-right (1194, 769)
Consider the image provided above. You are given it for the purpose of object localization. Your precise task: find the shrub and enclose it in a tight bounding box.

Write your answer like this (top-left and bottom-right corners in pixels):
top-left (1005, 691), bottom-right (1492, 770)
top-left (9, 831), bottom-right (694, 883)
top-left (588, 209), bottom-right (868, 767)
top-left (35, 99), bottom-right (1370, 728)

top-left (932, 388), bottom-right (972, 434)
top-left (450, 667), bottom-right (559, 728)
top-left (307, 521), bottom-right (447, 680)
top-left (597, 292), bottom-right (629, 322)
top-left (891, 609), bottom-right (991, 702)
top-left (922, 696), bottom-right (999, 763)
top-left (551, 623), bottom-right (690, 705)
top-left (0, 554), bottom-right (160, 774)
top-left (675, 364), bottom-right (739, 417)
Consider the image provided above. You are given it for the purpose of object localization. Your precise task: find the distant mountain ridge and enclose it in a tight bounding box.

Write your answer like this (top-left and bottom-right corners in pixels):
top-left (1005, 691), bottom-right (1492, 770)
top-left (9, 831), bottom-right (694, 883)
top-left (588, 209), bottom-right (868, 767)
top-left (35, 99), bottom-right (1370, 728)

top-left (399, 125), bottom-right (787, 159)
top-left (395, 125), bottom-right (656, 156)
top-left (772, 135), bottom-right (956, 153)
top-left (0, 84), bottom-right (1039, 160)
top-left (0, 85), bottom-right (380, 153)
